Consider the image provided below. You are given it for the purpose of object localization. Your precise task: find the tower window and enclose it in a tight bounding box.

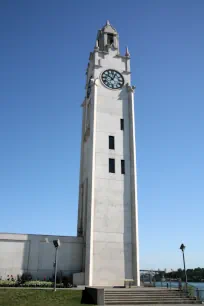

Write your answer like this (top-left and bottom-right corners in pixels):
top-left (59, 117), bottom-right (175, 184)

top-left (107, 34), bottom-right (114, 45)
top-left (109, 158), bottom-right (115, 173)
top-left (120, 119), bottom-right (124, 130)
top-left (121, 160), bottom-right (125, 174)
top-left (109, 136), bottom-right (115, 150)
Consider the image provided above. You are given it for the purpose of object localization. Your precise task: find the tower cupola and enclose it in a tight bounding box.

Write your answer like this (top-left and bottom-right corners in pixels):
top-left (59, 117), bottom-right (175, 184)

top-left (96, 20), bottom-right (119, 53)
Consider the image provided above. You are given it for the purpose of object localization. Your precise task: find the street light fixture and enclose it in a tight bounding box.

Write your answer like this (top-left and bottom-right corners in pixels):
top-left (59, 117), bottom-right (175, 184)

top-left (53, 239), bottom-right (60, 292)
top-left (180, 243), bottom-right (187, 292)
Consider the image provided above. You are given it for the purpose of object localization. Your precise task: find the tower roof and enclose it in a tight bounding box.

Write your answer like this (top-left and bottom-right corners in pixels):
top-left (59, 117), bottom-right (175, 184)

top-left (101, 20), bottom-right (118, 34)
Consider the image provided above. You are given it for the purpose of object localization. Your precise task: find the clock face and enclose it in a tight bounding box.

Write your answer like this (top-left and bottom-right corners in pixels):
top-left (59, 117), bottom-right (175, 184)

top-left (101, 69), bottom-right (124, 89)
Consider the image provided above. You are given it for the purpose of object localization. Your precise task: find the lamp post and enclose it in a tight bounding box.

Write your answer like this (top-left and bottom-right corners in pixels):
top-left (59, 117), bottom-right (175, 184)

top-left (53, 239), bottom-right (60, 292)
top-left (180, 243), bottom-right (187, 292)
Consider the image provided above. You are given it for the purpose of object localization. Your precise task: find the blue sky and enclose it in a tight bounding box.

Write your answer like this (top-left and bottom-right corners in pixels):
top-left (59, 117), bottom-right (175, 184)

top-left (1, 0), bottom-right (204, 271)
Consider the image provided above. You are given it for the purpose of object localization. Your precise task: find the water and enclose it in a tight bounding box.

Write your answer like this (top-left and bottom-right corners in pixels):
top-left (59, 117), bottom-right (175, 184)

top-left (156, 281), bottom-right (204, 289)
top-left (155, 281), bottom-right (204, 301)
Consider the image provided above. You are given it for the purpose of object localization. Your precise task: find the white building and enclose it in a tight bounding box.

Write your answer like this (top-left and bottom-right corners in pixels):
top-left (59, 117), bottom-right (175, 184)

top-left (0, 21), bottom-right (140, 287)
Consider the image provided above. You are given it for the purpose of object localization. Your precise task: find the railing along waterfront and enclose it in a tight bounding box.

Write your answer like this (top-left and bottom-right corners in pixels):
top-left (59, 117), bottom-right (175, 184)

top-left (155, 281), bottom-right (204, 302)
top-left (183, 283), bottom-right (204, 302)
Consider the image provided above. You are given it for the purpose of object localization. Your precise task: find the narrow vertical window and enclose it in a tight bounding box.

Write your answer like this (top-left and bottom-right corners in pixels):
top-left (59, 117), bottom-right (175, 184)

top-left (109, 158), bottom-right (115, 173)
top-left (109, 136), bottom-right (115, 150)
top-left (121, 160), bottom-right (125, 174)
top-left (107, 34), bottom-right (114, 45)
top-left (86, 102), bottom-right (91, 126)
top-left (120, 119), bottom-right (124, 130)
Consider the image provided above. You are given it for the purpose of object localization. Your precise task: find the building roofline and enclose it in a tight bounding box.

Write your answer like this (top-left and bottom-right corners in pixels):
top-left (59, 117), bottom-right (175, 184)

top-left (0, 231), bottom-right (78, 238)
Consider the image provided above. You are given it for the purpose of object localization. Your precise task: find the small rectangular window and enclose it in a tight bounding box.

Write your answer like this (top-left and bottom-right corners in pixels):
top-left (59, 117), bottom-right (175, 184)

top-left (109, 136), bottom-right (115, 150)
top-left (120, 119), bottom-right (124, 131)
top-left (109, 158), bottom-right (115, 173)
top-left (121, 160), bottom-right (125, 174)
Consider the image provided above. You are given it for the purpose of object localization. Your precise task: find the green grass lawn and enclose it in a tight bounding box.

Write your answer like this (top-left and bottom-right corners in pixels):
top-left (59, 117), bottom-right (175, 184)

top-left (0, 289), bottom-right (93, 306)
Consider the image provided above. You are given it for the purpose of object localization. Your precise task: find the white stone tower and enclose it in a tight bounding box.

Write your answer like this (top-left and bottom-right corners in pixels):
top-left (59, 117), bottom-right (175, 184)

top-left (77, 21), bottom-right (140, 287)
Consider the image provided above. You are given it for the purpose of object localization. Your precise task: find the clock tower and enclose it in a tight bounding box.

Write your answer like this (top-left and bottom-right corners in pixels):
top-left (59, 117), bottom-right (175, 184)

top-left (76, 21), bottom-right (140, 287)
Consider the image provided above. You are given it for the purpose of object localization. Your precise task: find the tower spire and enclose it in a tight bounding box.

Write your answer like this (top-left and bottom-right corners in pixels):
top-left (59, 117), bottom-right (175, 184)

top-left (125, 46), bottom-right (130, 57)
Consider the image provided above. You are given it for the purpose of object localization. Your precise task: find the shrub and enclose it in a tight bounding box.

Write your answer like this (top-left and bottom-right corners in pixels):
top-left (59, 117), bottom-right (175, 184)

top-left (187, 285), bottom-right (194, 297)
top-left (23, 281), bottom-right (64, 288)
top-left (56, 282), bottom-right (64, 288)
top-left (62, 276), bottom-right (73, 287)
top-left (0, 279), bottom-right (64, 288)
top-left (57, 270), bottom-right (63, 283)
top-left (21, 272), bottom-right (32, 283)
top-left (51, 271), bottom-right (63, 283)
top-left (0, 280), bottom-right (17, 287)
top-left (16, 274), bottom-right (21, 284)
top-left (23, 281), bottom-right (52, 287)
top-left (6, 275), bottom-right (16, 281)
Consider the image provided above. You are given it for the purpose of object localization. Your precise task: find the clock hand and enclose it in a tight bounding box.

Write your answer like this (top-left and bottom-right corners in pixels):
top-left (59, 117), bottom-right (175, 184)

top-left (110, 73), bottom-right (114, 80)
